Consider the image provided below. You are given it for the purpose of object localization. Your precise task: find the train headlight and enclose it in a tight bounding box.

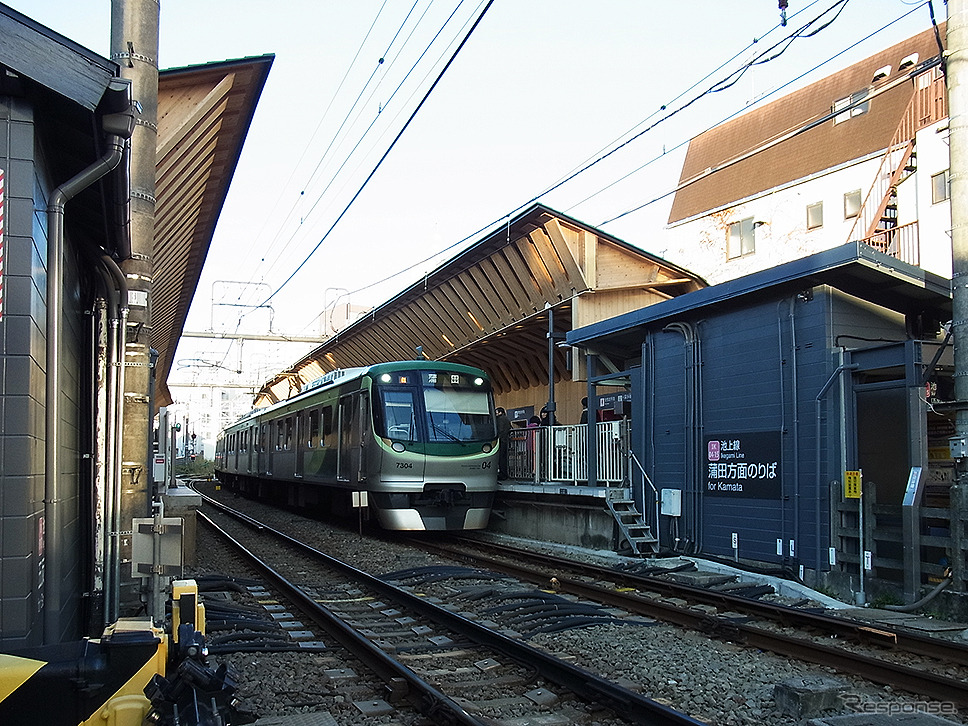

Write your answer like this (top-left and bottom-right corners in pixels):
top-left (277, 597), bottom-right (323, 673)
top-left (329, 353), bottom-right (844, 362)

top-left (473, 377), bottom-right (484, 386)
top-left (391, 442), bottom-right (406, 452)
top-left (381, 374), bottom-right (392, 383)
top-left (482, 443), bottom-right (492, 453)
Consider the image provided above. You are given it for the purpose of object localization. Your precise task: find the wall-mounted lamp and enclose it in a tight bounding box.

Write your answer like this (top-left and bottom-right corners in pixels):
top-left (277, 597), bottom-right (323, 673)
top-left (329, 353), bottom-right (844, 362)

top-left (753, 220), bottom-right (768, 229)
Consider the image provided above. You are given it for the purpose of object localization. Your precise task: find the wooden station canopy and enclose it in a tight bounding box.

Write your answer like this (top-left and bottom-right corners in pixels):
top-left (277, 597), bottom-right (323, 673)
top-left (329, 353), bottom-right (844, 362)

top-left (254, 204), bottom-right (706, 406)
top-left (153, 55), bottom-right (273, 406)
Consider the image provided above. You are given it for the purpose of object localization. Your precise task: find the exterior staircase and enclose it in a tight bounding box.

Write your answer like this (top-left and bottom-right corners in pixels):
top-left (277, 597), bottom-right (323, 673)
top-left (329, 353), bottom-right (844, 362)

top-left (847, 67), bottom-right (947, 266)
top-left (605, 494), bottom-right (658, 556)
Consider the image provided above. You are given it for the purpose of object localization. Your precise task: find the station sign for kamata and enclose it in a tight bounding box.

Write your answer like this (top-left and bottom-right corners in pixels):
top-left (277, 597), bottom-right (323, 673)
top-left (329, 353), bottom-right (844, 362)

top-left (705, 431), bottom-right (782, 499)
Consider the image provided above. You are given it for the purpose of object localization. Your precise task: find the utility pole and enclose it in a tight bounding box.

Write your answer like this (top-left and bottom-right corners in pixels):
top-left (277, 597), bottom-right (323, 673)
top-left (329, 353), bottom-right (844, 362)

top-left (949, 0), bottom-right (968, 594)
top-left (111, 0), bottom-right (158, 615)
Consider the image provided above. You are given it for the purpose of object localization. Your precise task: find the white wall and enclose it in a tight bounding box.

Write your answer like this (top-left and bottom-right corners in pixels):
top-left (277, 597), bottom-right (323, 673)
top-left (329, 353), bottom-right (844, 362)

top-left (661, 127), bottom-right (953, 286)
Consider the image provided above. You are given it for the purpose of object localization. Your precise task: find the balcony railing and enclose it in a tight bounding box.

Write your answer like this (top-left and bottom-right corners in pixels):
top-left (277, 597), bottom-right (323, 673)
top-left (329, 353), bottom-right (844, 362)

top-left (861, 220), bottom-right (920, 267)
top-left (506, 420), bottom-right (629, 485)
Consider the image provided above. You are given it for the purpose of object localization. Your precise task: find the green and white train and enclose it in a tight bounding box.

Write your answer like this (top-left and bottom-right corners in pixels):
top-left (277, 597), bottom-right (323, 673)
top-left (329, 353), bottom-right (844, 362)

top-left (215, 361), bottom-right (498, 530)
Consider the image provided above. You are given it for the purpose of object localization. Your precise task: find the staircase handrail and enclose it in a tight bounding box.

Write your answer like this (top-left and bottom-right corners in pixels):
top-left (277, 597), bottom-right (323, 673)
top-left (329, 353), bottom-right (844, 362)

top-left (846, 69), bottom-right (947, 244)
top-left (626, 446), bottom-right (661, 551)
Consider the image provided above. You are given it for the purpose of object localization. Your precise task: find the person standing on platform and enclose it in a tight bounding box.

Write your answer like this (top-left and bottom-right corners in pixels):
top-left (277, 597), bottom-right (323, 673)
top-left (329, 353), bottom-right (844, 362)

top-left (579, 397), bottom-right (588, 425)
top-left (495, 407), bottom-right (512, 480)
top-left (539, 406), bottom-right (558, 427)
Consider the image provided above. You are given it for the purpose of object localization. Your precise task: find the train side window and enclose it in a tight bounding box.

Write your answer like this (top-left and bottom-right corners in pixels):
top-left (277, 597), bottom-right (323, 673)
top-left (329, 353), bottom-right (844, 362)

top-left (296, 412), bottom-right (305, 449)
top-left (322, 406), bottom-right (334, 437)
top-left (285, 417), bottom-right (294, 450)
top-left (309, 410), bottom-right (320, 447)
top-left (260, 424), bottom-right (267, 452)
top-left (276, 420), bottom-right (284, 450)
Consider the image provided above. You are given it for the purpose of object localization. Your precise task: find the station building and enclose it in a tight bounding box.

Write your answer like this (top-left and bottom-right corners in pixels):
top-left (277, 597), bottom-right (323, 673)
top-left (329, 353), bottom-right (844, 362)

top-left (0, 3), bottom-right (269, 647)
top-left (250, 25), bottom-right (965, 612)
top-left (633, 24), bottom-right (962, 609)
top-left (568, 244), bottom-right (957, 609)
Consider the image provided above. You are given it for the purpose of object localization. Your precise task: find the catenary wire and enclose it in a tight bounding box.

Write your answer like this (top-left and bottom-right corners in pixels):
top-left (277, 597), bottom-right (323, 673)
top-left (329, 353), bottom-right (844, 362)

top-left (253, 0), bottom-right (466, 291)
top-left (253, 0), bottom-right (494, 310)
top-left (233, 1), bottom-right (391, 289)
top-left (597, 0), bottom-right (933, 226)
top-left (328, 0), bottom-right (887, 301)
top-left (243, 0), bottom-right (434, 299)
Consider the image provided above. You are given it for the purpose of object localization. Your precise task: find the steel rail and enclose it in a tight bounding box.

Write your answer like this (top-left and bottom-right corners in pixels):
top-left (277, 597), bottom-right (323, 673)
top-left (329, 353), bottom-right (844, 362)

top-left (443, 537), bottom-right (968, 665)
top-left (198, 496), bottom-right (710, 726)
top-left (415, 537), bottom-right (968, 706)
top-left (198, 511), bottom-right (485, 726)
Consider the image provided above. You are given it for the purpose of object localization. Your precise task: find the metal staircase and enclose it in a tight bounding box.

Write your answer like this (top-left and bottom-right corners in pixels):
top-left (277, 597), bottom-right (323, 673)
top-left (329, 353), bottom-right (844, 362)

top-left (846, 68), bottom-right (946, 265)
top-left (605, 494), bottom-right (658, 556)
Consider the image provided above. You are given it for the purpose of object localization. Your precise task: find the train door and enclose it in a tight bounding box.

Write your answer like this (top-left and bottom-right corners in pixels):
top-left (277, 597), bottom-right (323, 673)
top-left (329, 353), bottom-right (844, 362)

top-left (295, 411), bottom-right (305, 478)
top-left (247, 425), bottom-right (256, 473)
top-left (338, 391), bottom-right (369, 483)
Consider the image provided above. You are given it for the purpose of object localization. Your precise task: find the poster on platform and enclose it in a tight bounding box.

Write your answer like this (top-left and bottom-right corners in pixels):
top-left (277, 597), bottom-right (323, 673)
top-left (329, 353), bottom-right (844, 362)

top-left (704, 431), bottom-right (782, 499)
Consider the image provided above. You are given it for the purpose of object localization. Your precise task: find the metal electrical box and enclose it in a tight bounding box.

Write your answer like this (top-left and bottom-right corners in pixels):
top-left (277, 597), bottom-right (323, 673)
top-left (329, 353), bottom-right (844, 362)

top-left (950, 436), bottom-right (968, 460)
top-left (132, 517), bottom-right (184, 578)
top-left (660, 488), bottom-right (682, 517)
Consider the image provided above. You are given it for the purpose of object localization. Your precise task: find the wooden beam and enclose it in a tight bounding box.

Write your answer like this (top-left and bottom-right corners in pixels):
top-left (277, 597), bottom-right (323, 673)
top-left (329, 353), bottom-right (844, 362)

top-left (543, 218), bottom-right (589, 290)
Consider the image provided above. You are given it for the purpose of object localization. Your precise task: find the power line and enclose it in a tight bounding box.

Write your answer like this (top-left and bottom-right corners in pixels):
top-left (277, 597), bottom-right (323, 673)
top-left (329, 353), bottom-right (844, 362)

top-left (235, 1), bottom-right (391, 278)
top-left (256, 0), bottom-right (495, 309)
top-left (597, 1), bottom-right (933, 226)
top-left (330, 0), bottom-right (879, 301)
top-left (243, 1), bottom-right (433, 297)
top-left (254, 0), bottom-right (467, 292)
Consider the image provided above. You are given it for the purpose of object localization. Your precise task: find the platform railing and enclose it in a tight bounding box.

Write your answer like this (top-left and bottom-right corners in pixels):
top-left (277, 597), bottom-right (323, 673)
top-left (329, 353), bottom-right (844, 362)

top-left (506, 420), bottom-right (628, 485)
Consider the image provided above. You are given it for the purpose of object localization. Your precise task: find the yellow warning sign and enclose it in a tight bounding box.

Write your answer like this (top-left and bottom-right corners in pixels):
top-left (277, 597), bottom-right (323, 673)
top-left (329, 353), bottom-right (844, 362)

top-left (844, 470), bottom-right (862, 499)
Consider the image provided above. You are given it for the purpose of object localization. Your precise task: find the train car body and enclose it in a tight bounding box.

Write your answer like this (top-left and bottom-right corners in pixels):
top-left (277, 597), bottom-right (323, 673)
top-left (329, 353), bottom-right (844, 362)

top-left (215, 361), bottom-right (498, 530)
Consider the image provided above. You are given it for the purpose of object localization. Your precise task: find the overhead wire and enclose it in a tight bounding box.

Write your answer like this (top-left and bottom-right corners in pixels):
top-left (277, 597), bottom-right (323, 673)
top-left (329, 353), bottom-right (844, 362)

top-left (254, 0), bottom-right (495, 310)
top-left (243, 0), bottom-right (429, 299)
top-left (597, 0), bottom-right (933, 226)
top-left (255, 0), bottom-right (465, 291)
top-left (203, 2), bottom-right (396, 373)
top-left (328, 0), bottom-right (880, 301)
top-left (209, 2), bottom-right (445, 372)
top-left (547, 0), bottom-right (825, 204)
top-left (234, 0), bottom-right (392, 290)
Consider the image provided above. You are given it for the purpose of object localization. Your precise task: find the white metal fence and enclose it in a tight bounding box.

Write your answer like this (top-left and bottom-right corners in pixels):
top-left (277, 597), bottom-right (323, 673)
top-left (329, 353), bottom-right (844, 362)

top-left (506, 420), bottom-right (628, 485)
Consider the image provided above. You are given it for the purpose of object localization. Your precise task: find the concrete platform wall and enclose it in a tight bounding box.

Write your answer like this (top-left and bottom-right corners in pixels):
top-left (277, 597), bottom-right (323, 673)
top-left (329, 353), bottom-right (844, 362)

top-left (489, 494), bottom-right (615, 551)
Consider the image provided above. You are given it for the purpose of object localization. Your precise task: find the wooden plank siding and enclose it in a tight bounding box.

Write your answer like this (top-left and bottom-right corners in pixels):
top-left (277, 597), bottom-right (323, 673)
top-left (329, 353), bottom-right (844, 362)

top-left (253, 206), bottom-right (705, 403)
top-left (150, 56), bottom-right (273, 406)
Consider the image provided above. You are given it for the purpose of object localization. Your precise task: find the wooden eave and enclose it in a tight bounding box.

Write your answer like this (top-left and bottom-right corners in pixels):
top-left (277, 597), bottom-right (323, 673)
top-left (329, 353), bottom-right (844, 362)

top-left (151, 55), bottom-right (273, 406)
top-left (253, 204), bottom-right (705, 406)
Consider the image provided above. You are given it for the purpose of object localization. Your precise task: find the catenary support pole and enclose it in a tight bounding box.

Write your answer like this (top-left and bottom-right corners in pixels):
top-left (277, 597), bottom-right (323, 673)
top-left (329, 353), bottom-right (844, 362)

top-left (950, 0), bottom-right (968, 594)
top-left (111, 0), bottom-right (158, 615)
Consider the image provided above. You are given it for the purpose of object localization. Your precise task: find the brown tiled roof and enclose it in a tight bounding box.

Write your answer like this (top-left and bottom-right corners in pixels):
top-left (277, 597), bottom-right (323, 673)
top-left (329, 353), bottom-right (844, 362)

top-left (668, 27), bottom-right (944, 224)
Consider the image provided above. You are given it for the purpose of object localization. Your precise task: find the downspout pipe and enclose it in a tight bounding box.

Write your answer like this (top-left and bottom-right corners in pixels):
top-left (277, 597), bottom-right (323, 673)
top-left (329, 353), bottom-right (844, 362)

top-left (101, 255), bottom-right (128, 623)
top-left (813, 363), bottom-right (859, 586)
top-left (664, 322), bottom-right (700, 550)
top-left (44, 90), bottom-right (134, 643)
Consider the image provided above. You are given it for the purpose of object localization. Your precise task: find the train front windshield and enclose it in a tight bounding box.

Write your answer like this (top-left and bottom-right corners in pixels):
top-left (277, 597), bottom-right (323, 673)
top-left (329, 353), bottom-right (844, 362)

top-left (376, 369), bottom-right (496, 443)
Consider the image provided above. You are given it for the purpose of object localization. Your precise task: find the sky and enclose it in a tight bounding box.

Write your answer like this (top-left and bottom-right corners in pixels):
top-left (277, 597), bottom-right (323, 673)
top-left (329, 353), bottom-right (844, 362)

top-left (7, 0), bottom-right (942, 392)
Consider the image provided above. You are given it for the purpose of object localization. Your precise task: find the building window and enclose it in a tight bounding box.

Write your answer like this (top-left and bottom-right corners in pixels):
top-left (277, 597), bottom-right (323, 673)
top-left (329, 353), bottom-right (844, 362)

top-left (806, 202), bottom-right (823, 230)
top-left (844, 189), bottom-right (862, 219)
top-left (727, 217), bottom-right (755, 259)
top-left (833, 89), bottom-right (869, 124)
top-left (932, 169), bottom-right (950, 204)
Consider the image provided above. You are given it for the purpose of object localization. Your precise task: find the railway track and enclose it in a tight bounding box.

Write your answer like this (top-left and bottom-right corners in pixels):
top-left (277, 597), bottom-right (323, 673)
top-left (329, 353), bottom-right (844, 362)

top-left (404, 534), bottom-right (968, 707)
top-left (197, 495), bottom-right (710, 725)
